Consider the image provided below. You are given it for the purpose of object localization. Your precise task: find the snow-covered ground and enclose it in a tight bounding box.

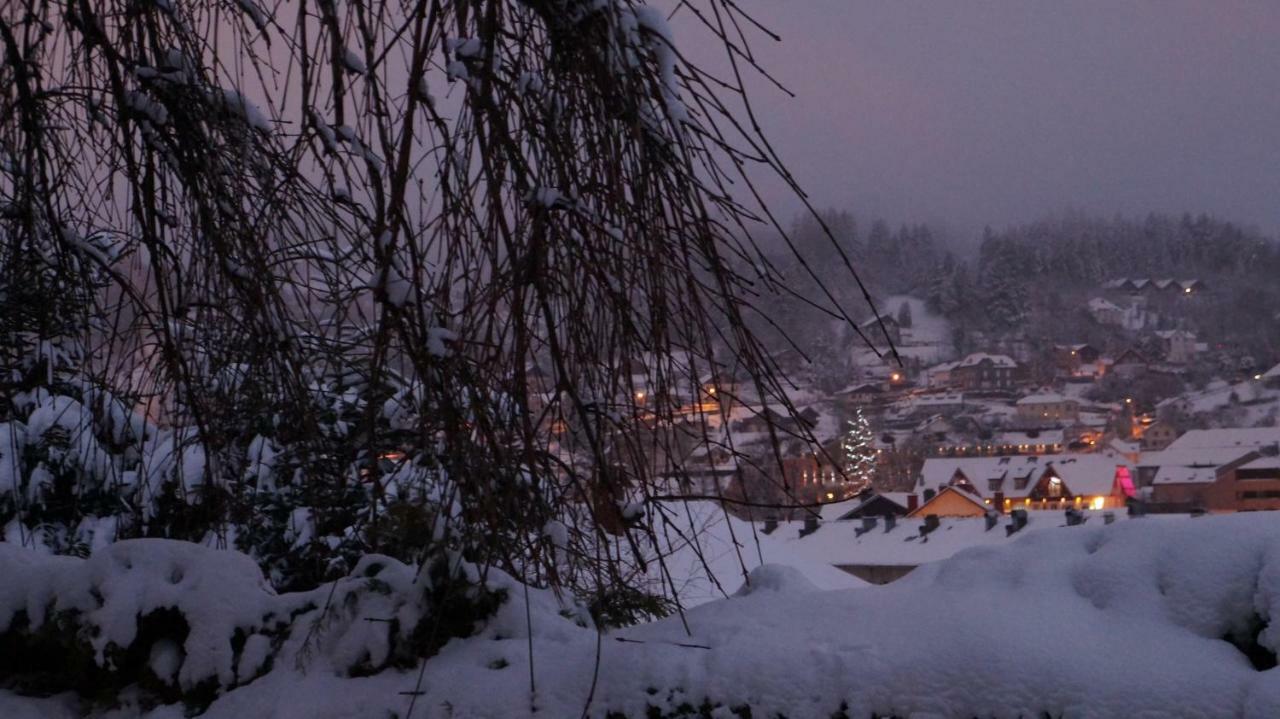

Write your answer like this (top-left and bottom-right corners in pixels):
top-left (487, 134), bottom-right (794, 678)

top-left (4, 513), bottom-right (1280, 717)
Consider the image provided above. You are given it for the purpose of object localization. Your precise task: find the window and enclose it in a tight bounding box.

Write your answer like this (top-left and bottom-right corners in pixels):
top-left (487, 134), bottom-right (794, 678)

top-left (1047, 476), bottom-right (1064, 498)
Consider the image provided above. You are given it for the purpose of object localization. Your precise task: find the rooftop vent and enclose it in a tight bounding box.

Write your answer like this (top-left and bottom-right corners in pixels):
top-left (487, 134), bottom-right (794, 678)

top-left (799, 516), bottom-right (820, 538)
top-left (1006, 508), bottom-right (1029, 536)
top-left (921, 514), bottom-right (941, 536)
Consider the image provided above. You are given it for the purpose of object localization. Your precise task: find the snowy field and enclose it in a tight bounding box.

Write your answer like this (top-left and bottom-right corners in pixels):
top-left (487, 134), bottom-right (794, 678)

top-left (3, 513), bottom-right (1280, 717)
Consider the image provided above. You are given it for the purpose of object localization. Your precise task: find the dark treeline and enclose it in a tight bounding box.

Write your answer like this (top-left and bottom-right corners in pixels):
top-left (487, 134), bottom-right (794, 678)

top-left (763, 210), bottom-right (1280, 368)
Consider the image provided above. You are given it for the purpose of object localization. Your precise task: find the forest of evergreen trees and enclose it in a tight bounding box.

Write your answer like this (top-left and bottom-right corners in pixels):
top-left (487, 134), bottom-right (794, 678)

top-left (766, 210), bottom-right (1280, 366)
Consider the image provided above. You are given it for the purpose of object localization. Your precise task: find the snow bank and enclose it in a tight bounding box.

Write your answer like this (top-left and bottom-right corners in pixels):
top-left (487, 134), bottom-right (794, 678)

top-left (4, 514), bottom-right (1280, 717)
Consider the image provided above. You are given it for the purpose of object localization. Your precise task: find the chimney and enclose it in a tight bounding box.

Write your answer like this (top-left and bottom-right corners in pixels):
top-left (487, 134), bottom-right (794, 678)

top-left (762, 518), bottom-right (778, 535)
top-left (1065, 508), bottom-right (1085, 527)
top-left (921, 514), bottom-right (940, 535)
top-left (993, 492), bottom-right (1005, 513)
top-left (799, 516), bottom-right (820, 537)
top-left (906, 493), bottom-right (919, 512)
top-left (1005, 508), bottom-right (1029, 536)
top-left (884, 513), bottom-right (897, 532)
top-left (855, 516), bottom-right (878, 538)
top-left (984, 510), bottom-right (999, 531)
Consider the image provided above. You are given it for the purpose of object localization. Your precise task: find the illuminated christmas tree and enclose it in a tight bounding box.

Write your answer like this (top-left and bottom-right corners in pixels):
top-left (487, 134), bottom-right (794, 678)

top-left (841, 406), bottom-right (877, 489)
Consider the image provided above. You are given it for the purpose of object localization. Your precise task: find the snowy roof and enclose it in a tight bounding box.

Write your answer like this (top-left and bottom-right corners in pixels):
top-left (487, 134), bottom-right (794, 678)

top-left (1088, 297), bottom-right (1122, 311)
top-left (955, 353), bottom-right (1017, 369)
top-left (1167, 428), bottom-right (1280, 451)
top-left (1041, 456), bottom-right (1129, 497)
top-left (995, 429), bottom-right (1066, 447)
top-left (1138, 447), bottom-right (1255, 470)
top-left (1016, 392), bottom-right (1072, 405)
top-left (1152, 465), bottom-right (1218, 485)
top-left (1240, 456), bottom-right (1280, 470)
top-left (919, 454), bottom-right (1126, 500)
top-left (909, 485), bottom-right (986, 516)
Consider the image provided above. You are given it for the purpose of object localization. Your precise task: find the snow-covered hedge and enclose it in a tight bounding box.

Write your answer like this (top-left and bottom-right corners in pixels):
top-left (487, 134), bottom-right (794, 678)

top-left (5, 513), bottom-right (1280, 717)
top-left (0, 539), bottom-right (503, 713)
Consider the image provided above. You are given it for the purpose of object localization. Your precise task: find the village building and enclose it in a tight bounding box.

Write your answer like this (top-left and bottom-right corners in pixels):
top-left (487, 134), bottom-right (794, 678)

top-left (1153, 329), bottom-right (1199, 364)
top-left (1138, 421), bottom-right (1179, 451)
top-left (915, 454), bottom-right (1135, 513)
top-left (1015, 392), bottom-right (1079, 423)
top-left (1054, 343), bottom-right (1103, 377)
top-left (949, 353), bottom-right (1020, 391)
top-left (1111, 348), bottom-right (1150, 379)
top-left (1087, 297), bottom-right (1124, 326)
top-left (907, 485), bottom-right (988, 518)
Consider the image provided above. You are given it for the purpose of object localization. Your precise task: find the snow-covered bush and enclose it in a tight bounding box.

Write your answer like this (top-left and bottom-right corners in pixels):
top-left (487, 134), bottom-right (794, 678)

top-left (0, 539), bottom-right (505, 712)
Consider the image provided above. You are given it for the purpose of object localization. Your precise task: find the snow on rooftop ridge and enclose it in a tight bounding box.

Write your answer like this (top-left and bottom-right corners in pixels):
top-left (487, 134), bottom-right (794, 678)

top-left (1016, 392), bottom-right (1071, 404)
top-left (955, 352), bottom-right (1017, 368)
top-left (1168, 428), bottom-right (1280, 451)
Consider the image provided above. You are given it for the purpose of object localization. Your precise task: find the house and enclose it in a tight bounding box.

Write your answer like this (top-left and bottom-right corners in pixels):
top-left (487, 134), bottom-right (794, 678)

top-left (1216, 457), bottom-right (1280, 511)
top-left (861, 314), bottom-right (901, 347)
top-left (915, 454), bottom-right (1134, 512)
top-left (1154, 330), bottom-right (1199, 364)
top-left (1054, 344), bottom-right (1102, 376)
top-left (834, 382), bottom-right (885, 408)
top-left (993, 428), bottom-right (1065, 455)
top-left (1167, 427), bottom-right (1280, 452)
top-left (907, 485), bottom-right (987, 518)
top-left (1112, 348), bottom-right (1149, 379)
top-left (829, 491), bottom-right (914, 519)
top-left (1139, 421), bottom-right (1179, 451)
top-left (1261, 362), bottom-right (1280, 389)
top-left (1141, 448), bottom-right (1266, 512)
top-left (1087, 297), bottom-right (1124, 326)
top-left (924, 361), bottom-right (958, 388)
top-left (1102, 278), bottom-right (1138, 293)
top-left (949, 353), bottom-right (1020, 391)
top-left (1134, 428), bottom-right (1280, 511)
top-left (1015, 392), bottom-right (1079, 423)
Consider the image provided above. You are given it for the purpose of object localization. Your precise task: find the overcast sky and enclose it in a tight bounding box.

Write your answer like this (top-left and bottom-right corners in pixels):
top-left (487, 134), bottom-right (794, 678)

top-left (674, 1), bottom-right (1280, 243)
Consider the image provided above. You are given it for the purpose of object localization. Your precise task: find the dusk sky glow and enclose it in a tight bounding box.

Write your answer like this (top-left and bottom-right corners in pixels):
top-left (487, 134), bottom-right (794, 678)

top-left (676, 1), bottom-right (1280, 240)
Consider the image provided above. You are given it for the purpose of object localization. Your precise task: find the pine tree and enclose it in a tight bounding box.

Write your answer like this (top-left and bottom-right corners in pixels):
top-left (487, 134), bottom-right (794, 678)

top-left (841, 407), bottom-right (877, 490)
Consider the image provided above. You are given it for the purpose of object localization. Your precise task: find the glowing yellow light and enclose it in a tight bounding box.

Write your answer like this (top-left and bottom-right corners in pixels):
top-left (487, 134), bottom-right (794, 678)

top-left (1255, 375), bottom-right (1263, 381)
top-left (1024, 498), bottom-right (1030, 506)
top-left (1090, 496), bottom-right (1105, 510)
top-left (826, 492), bottom-right (835, 500)
top-left (707, 386), bottom-right (717, 395)
top-left (635, 391), bottom-right (645, 401)
top-left (1125, 398), bottom-right (1132, 404)
top-left (1184, 287), bottom-right (1192, 294)
top-left (984, 498), bottom-right (991, 504)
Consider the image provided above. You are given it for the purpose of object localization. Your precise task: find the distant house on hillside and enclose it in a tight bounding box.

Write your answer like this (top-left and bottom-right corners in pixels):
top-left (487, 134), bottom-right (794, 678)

top-left (860, 314), bottom-right (901, 347)
top-left (1016, 392), bottom-right (1080, 423)
top-left (1139, 421), bottom-right (1180, 451)
top-left (949, 353), bottom-right (1020, 391)
top-left (834, 382), bottom-right (885, 409)
top-left (1103, 278), bottom-right (1206, 297)
top-left (1087, 297), bottom-right (1124, 326)
top-left (1054, 344), bottom-right (1102, 377)
top-left (1154, 330), bottom-right (1198, 364)
top-left (1112, 348), bottom-right (1149, 379)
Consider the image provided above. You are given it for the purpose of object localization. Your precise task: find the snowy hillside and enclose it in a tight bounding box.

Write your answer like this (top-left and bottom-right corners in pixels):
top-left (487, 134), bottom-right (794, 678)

top-left (4, 514), bottom-right (1280, 717)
